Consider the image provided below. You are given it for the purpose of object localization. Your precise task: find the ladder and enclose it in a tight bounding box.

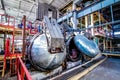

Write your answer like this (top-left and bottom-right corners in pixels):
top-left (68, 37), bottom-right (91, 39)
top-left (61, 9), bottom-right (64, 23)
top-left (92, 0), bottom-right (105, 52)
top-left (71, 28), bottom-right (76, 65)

top-left (0, 58), bottom-right (4, 77)
top-left (10, 56), bottom-right (17, 76)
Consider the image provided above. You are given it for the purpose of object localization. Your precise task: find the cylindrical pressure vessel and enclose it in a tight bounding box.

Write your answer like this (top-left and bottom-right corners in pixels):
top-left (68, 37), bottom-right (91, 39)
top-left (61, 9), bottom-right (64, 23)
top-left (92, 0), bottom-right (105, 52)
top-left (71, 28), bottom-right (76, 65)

top-left (27, 33), bottom-right (66, 71)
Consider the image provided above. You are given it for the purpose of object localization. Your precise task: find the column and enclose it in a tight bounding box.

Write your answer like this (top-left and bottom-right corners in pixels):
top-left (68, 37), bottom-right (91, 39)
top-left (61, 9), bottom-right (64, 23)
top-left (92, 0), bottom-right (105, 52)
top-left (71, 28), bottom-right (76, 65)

top-left (80, 18), bottom-right (82, 29)
top-left (106, 40), bottom-right (108, 51)
top-left (103, 39), bottom-right (106, 52)
top-left (110, 40), bottom-right (112, 52)
top-left (57, 9), bottom-right (59, 19)
top-left (85, 16), bottom-right (88, 32)
top-left (4, 32), bottom-right (6, 50)
top-left (91, 14), bottom-right (94, 36)
top-left (72, 3), bottom-right (77, 29)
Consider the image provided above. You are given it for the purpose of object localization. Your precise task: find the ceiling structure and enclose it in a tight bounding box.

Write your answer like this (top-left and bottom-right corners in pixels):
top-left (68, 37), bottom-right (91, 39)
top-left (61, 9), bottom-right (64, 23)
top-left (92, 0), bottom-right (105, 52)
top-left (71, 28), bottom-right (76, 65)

top-left (0, 0), bottom-right (73, 26)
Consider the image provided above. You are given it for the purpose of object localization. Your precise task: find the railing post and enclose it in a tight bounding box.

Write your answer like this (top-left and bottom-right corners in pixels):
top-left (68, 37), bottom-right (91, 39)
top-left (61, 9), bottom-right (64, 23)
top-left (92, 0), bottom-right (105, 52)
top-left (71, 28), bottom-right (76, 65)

top-left (21, 67), bottom-right (24, 80)
top-left (18, 57), bottom-right (32, 80)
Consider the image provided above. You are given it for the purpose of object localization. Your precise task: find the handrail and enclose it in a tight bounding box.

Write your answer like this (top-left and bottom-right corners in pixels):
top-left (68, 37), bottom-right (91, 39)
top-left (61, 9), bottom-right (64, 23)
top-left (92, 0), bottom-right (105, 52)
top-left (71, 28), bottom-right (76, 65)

top-left (0, 14), bottom-right (15, 27)
top-left (1, 14), bottom-right (31, 79)
top-left (17, 56), bottom-right (32, 80)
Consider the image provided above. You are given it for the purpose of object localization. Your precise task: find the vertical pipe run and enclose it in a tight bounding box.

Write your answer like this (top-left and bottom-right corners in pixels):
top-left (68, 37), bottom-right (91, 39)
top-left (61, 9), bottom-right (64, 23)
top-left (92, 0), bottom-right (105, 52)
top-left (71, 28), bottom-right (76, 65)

top-left (12, 16), bottom-right (15, 54)
top-left (106, 40), bottom-right (108, 51)
top-left (91, 14), bottom-right (94, 36)
top-left (110, 5), bottom-right (114, 38)
top-left (72, 3), bottom-right (77, 29)
top-left (22, 15), bottom-right (26, 59)
top-left (110, 5), bottom-right (114, 22)
top-left (67, 11), bottom-right (69, 24)
top-left (103, 39), bottom-right (106, 51)
top-left (12, 24), bottom-right (15, 54)
top-left (57, 9), bottom-right (59, 19)
top-left (4, 32), bottom-right (6, 50)
top-left (85, 16), bottom-right (88, 32)
top-left (80, 18), bottom-right (82, 29)
top-left (110, 40), bottom-right (112, 52)
top-left (98, 10), bottom-right (101, 25)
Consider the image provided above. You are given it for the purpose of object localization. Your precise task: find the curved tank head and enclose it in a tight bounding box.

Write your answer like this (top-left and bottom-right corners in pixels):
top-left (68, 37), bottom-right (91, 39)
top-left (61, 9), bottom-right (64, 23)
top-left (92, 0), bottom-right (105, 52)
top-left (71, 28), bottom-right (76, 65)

top-left (66, 34), bottom-right (100, 61)
top-left (74, 34), bottom-right (100, 57)
top-left (66, 37), bottom-right (82, 62)
top-left (27, 33), bottom-right (66, 71)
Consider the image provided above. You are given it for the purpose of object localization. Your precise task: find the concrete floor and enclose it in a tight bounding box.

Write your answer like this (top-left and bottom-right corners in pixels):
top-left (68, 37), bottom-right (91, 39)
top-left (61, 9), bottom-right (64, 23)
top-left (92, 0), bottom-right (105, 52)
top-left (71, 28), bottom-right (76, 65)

top-left (80, 57), bottom-right (120, 80)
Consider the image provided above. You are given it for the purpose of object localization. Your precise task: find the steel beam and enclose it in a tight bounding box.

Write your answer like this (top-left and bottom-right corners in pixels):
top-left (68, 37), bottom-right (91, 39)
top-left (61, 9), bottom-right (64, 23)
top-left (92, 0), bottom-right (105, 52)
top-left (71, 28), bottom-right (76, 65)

top-left (49, 0), bottom-right (55, 5)
top-left (1, 0), bottom-right (7, 22)
top-left (57, 0), bottom-right (120, 23)
top-left (1, 0), bottom-right (5, 10)
top-left (27, 2), bottom-right (35, 19)
top-left (17, 0), bottom-right (22, 17)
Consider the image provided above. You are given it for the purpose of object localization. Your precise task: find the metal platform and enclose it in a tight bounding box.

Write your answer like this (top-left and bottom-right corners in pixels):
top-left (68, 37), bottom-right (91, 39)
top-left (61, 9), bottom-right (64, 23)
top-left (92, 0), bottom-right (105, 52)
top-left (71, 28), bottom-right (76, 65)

top-left (102, 52), bottom-right (120, 57)
top-left (0, 54), bottom-right (22, 60)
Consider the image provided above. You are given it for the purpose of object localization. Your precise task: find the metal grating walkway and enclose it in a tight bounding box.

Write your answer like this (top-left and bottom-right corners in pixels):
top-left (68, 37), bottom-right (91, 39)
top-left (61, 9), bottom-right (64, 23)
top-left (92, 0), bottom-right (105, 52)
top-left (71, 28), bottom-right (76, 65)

top-left (80, 57), bottom-right (120, 80)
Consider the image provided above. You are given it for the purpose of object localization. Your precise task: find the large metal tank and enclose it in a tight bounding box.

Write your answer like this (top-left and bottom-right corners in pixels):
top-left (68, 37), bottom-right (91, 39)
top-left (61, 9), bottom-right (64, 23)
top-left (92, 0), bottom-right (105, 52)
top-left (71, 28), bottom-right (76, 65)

top-left (27, 33), bottom-right (66, 71)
